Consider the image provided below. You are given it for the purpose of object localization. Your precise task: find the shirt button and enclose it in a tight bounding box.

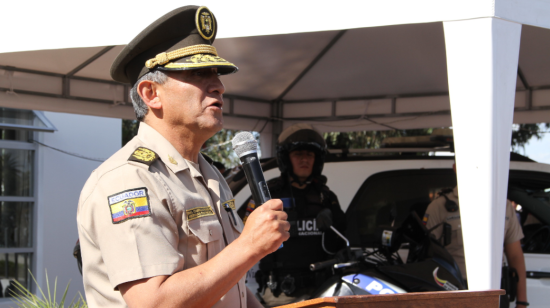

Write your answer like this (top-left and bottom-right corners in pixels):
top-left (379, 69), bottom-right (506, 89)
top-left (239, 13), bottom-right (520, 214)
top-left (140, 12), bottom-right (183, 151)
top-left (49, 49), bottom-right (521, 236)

top-left (209, 229), bottom-right (213, 236)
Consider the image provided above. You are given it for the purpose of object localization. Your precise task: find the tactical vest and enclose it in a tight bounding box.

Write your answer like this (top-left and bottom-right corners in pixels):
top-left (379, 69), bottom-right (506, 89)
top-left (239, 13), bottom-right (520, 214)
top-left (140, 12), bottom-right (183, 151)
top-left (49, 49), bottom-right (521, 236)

top-left (256, 176), bottom-right (339, 292)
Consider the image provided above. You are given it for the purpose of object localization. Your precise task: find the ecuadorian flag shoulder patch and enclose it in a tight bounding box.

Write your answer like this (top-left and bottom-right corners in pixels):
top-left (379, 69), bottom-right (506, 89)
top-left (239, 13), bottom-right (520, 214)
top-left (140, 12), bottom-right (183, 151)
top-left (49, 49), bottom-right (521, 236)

top-left (108, 187), bottom-right (151, 224)
top-left (422, 214), bottom-right (429, 225)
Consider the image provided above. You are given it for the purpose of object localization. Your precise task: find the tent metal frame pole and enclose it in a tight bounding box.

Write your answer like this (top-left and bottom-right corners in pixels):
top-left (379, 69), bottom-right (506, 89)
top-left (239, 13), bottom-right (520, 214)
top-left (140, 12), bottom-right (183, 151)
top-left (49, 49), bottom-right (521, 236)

top-left (270, 100), bottom-right (283, 157)
top-left (1, 85), bottom-right (548, 123)
top-left (282, 86), bottom-right (550, 104)
top-left (67, 46), bottom-right (115, 77)
top-left (518, 67), bottom-right (533, 110)
top-left (283, 91), bottom-right (450, 104)
top-left (0, 65), bottom-right (271, 107)
top-left (517, 67), bottom-right (529, 89)
top-left (225, 94), bottom-right (271, 103)
top-left (2, 65), bottom-right (549, 125)
top-left (276, 30), bottom-right (347, 101)
top-left (279, 105), bottom-right (550, 122)
top-left (0, 86), bottom-right (125, 105)
top-left (63, 46), bottom-right (116, 97)
top-left (0, 65), bottom-right (126, 85)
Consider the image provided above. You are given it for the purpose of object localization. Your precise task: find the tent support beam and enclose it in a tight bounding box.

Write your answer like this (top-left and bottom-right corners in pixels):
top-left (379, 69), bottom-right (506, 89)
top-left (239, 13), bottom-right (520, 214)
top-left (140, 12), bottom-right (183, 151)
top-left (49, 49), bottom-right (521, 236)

top-left (66, 46), bottom-right (115, 77)
top-left (0, 65), bottom-right (123, 84)
top-left (271, 100), bottom-right (283, 157)
top-left (518, 67), bottom-right (534, 109)
top-left (444, 17), bottom-right (521, 290)
top-left (2, 85), bottom-right (549, 123)
top-left (64, 46), bottom-right (115, 97)
top-left (3, 64), bottom-right (550, 123)
top-left (281, 85), bottom-right (550, 104)
top-left (518, 67), bottom-right (529, 89)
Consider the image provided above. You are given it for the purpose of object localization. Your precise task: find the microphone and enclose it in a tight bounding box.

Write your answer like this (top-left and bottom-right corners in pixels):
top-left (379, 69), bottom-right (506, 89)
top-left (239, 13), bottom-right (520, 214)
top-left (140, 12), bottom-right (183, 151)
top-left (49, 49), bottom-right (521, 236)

top-left (232, 132), bottom-right (271, 206)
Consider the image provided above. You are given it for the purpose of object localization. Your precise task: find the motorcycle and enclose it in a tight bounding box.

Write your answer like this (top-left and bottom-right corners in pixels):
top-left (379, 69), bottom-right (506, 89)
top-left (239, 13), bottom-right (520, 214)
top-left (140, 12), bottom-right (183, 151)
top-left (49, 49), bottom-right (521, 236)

top-left (308, 211), bottom-right (466, 298)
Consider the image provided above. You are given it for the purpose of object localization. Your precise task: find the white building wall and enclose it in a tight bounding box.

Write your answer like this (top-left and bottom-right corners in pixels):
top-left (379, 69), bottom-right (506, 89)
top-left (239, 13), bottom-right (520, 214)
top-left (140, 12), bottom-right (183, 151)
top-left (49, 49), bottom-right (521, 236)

top-left (0, 112), bottom-right (121, 307)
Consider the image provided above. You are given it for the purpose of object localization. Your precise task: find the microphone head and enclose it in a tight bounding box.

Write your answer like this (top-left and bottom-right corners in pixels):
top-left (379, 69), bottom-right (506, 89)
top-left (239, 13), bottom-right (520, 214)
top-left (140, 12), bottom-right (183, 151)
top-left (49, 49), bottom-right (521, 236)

top-left (232, 132), bottom-right (257, 157)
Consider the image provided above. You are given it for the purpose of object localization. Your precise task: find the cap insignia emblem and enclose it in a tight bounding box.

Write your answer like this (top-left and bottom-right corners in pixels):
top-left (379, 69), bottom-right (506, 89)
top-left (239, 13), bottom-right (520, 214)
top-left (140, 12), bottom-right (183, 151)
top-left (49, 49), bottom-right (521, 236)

top-left (196, 6), bottom-right (215, 40)
top-left (168, 155), bottom-right (178, 165)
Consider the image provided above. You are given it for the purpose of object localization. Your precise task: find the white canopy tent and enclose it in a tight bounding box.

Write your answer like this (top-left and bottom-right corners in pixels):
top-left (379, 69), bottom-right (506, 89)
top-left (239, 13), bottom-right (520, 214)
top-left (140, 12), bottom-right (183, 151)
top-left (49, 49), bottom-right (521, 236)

top-left (1, 0), bottom-right (550, 293)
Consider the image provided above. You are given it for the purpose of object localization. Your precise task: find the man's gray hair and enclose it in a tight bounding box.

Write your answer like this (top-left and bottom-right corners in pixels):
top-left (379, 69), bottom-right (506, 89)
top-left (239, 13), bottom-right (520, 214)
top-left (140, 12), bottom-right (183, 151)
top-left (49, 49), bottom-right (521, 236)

top-left (130, 70), bottom-right (168, 121)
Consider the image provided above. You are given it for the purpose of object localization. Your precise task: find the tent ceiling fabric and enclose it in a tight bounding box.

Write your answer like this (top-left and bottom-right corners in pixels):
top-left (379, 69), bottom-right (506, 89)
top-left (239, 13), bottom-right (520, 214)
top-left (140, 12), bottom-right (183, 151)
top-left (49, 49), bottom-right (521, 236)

top-left (75, 46), bottom-right (125, 80)
top-left (217, 31), bottom-right (339, 101)
top-left (0, 22), bottom-right (549, 129)
top-left (283, 23), bottom-right (449, 101)
top-left (518, 25), bottom-right (550, 88)
top-left (0, 46), bottom-right (110, 76)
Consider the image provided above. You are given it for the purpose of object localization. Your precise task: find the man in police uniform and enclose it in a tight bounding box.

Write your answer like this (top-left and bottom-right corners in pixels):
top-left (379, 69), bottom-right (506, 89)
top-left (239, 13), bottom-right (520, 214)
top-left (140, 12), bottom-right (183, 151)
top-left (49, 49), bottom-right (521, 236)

top-left (242, 124), bottom-right (346, 307)
top-left (424, 163), bottom-right (528, 308)
top-left (77, 6), bottom-right (289, 308)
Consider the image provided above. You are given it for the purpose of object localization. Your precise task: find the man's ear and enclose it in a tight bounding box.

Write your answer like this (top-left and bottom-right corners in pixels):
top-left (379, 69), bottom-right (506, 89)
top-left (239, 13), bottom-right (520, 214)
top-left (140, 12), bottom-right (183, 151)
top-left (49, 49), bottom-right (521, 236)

top-left (137, 80), bottom-right (162, 110)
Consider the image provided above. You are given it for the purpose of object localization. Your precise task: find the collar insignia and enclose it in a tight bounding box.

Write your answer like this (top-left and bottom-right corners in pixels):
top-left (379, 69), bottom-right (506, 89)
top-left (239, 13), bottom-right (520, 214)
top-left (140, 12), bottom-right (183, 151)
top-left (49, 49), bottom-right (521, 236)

top-left (168, 155), bottom-right (178, 165)
top-left (196, 6), bottom-right (215, 40)
top-left (128, 147), bottom-right (158, 166)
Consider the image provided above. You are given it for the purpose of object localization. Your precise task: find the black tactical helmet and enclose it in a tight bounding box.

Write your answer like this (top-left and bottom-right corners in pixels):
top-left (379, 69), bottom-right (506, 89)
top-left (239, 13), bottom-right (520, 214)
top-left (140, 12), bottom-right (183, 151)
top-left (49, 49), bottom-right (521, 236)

top-left (276, 124), bottom-right (327, 179)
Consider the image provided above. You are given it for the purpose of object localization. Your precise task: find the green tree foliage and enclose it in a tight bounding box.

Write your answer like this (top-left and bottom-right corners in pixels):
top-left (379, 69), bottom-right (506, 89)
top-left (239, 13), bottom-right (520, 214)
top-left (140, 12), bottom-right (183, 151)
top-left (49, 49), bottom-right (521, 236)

top-left (511, 123), bottom-right (550, 151)
top-left (123, 121), bottom-right (549, 161)
top-left (324, 123), bottom-right (550, 152)
top-left (122, 120), bottom-right (255, 169)
top-left (122, 120), bottom-right (140, 147)
top-left (324, 128), bottom-right (434, 149)
top-left (202, 130), bottom-right (261, 169)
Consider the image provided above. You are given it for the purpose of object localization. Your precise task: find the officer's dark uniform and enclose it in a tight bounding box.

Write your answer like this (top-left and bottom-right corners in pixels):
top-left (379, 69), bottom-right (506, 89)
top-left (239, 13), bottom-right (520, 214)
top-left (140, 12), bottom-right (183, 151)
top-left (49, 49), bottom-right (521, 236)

top-left (243, 176), bottom-right (345, 306)
top-left (241, 124), bottom-right (345, 307)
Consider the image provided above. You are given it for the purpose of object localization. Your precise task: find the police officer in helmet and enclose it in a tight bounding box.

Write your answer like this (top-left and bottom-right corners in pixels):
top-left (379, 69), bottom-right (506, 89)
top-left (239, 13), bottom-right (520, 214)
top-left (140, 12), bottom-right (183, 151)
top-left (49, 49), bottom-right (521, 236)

top-left (242, 124), bottom-right (346, 307)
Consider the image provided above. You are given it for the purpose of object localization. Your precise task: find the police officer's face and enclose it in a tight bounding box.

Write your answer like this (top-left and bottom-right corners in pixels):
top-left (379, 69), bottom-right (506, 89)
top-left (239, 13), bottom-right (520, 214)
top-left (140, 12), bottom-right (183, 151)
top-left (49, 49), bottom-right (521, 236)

top-left (159, 68), bottom-right (225, 135)
top-left (289, 150), bottom-right (315, 181)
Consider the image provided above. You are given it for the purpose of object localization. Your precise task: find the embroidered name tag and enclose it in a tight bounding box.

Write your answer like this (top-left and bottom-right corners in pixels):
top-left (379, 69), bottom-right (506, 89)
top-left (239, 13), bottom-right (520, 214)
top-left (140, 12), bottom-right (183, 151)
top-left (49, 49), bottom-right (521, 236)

top-left (223, 199), bottom-right (236, 211)
top-left (108, 188), bottom-right (151, 224)
top-left (186, 206), bottom-right (215, 221)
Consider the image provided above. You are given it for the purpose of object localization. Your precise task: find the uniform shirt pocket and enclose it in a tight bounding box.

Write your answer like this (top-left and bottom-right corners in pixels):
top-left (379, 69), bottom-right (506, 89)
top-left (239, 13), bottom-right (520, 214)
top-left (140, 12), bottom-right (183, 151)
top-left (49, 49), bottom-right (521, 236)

top-left (186, 206), bottom-right (223, 244)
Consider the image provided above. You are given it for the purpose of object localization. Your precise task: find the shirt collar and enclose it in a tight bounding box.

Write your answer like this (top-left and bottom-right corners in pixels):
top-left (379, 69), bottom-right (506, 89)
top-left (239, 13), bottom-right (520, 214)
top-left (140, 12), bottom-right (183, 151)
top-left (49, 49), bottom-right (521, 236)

top-left (136, 122), bottom-right (189, 174)
top-left (198, 153), bottom-right (221, 203)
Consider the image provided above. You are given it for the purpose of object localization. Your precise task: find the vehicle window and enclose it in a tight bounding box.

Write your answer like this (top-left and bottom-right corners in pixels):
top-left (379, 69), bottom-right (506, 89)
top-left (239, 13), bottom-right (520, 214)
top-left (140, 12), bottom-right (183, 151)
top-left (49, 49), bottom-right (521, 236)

top-left (508, 170), bottom-right (550, 254)
top-left (345, 168), bottom-right (550, 253)
top-left (345, 169), bottom-right (456, 247)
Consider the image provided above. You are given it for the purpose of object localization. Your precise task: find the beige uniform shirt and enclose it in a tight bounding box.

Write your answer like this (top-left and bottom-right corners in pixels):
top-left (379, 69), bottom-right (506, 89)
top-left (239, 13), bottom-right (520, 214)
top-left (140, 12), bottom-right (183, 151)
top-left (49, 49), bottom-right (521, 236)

top-left (77, 123), bottom-right (246, 308)
top-left (424, 186), bottom-right (524, 280)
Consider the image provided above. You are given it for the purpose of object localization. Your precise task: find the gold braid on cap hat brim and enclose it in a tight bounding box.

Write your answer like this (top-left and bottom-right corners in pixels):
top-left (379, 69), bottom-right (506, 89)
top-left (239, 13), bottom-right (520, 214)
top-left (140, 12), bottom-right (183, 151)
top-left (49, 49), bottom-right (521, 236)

top-left (145, 44), bottom-right (218, 69)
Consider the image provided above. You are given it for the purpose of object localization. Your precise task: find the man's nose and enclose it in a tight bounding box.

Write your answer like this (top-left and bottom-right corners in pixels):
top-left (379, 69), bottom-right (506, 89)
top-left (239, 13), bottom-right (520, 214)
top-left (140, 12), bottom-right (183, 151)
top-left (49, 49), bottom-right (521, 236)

top-left (209, 75), bottom-right (225, 95)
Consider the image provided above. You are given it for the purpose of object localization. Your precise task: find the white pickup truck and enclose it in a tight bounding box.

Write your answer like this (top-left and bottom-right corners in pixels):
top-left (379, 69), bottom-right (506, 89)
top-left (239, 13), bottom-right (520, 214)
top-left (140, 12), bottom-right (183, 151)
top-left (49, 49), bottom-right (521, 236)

top-left (230, 151), bottom-right (550, 308)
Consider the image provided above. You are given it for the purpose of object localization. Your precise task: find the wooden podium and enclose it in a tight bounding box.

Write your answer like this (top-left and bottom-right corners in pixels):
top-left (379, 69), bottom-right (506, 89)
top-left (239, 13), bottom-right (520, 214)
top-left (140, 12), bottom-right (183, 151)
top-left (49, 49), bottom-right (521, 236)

top-left (275, 290), bottom-right (505, 308)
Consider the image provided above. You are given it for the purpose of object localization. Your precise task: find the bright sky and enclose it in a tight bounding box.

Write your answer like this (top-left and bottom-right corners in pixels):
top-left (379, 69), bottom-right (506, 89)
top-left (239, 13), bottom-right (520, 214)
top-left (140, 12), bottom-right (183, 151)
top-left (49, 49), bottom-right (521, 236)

top-left (520, 131), bottom-right (550, 165)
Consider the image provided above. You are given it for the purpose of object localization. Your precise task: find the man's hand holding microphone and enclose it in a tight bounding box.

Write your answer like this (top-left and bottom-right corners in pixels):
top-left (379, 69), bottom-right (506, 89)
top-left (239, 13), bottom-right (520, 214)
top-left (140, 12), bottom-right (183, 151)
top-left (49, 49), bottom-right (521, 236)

top-left (232, 132), bottom-right (290, 260)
